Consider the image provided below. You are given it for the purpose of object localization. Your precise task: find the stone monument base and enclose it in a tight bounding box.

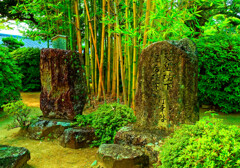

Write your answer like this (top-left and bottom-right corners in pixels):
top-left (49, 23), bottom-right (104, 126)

top-left (96, 125), bottom-right (171, 166)
top-left (27, 116), bottom-right (73, 140)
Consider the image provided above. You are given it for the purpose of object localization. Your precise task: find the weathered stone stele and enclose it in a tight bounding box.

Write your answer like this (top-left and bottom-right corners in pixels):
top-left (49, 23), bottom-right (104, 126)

top-left (135, 38), bottom-right (199, 131)
top-left (40, 49), bottom-right (87, 120)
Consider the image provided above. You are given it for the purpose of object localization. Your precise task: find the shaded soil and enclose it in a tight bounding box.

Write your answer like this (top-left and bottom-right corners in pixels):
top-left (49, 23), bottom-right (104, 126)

top-left (0, 92), bottom-right (98, 168)
top-left (0, 128), bottom-right (98, 168)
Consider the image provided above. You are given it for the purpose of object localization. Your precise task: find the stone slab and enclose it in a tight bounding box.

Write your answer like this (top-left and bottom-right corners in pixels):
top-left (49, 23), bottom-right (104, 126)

top-left (60, 127), bottom-right (97, 149)
top-left (97, 144), bottom-right (149, 168)
top-left (27, 117), bottom-right (73, 140)
top-left (114, 125), bottom-right (169, 164)
top-left (0, 145), bottom-right (30, 168)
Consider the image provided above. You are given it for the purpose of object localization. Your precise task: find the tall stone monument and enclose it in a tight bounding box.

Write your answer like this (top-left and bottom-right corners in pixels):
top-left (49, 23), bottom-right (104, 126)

top-left (40, 48), bottom-right (87, 120)
top-left (108, 39), bottom-right (199, 166)
top-left (134, 38), bottom-right (199, 131)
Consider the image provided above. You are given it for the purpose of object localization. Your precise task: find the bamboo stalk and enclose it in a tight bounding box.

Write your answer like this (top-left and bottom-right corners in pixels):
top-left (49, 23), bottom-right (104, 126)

top-left (143, 0), bottom-right (151, 48)
top-left (107, 0), bottom-right (111, 94)
top-left (97, 0), bottom-right (106, 100)
top-left (94, 0), bottom-right (98, 95)
top-left (83, 0), bottom-right (106, 102)
top-left (68, 0), bottom-right (73, 50)
top-left (74, 0), bottom-right (82, 54)
top-left (132, 0), bottom-right (137, 113)
top-left (85, 10), bottom-right (90, 93)
top-left (114, 1), bottom-right (127, 104)
top-left (112, 33), bottom-right (117, 99)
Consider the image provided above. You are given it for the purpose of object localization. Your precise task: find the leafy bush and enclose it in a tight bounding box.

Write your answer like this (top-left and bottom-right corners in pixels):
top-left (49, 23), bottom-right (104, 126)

top-left (1, 101), bottom-right (32, 129)
top-left (11, 47), bottom-right (41, 91)
top-left (195, 33), bottom-right (240, 113)
top-left (0, 45), bottom-right (21, 107)
top-left (2, 37), bottom-right (24, 52)
top-left (156, 112), bottom-right (240, 168)
top-left (74, 103), bottom-right (136, 146)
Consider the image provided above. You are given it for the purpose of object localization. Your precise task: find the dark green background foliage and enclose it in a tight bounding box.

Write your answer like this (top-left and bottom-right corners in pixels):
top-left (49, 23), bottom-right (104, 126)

top-left (11, 47), bottom-right (41, 91)
top-left (2, 37), bottom-right (24, 52)
top-left (195, 33), bottom-right (240, 113)
top-left (0, 45), bottom-right (21, 107)
top-left (74, 103), bottom-right (136, 146)
top-left (157, 115), bottom-right (240, 168)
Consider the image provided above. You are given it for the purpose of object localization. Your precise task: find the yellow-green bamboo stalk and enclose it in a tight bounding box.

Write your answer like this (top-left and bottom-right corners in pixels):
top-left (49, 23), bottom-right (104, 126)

top-left (114, 1), bottom-right (127, 104)
top-left (84, 0), bottom-right (106, 101)
top-left (143, 0), bottom-right (151, 48)
top-left (107, 0), bottom-right (111, 94)
top-left (132, 0), bottom-right (137, 113)
top-left (97, 0), bottom-right (106, 100)
top-left (74, 0), bottom-right (82, 54)
top-left (112, 33), bottom-right (117, 99)
top-left (94, 0), bottom-right (98, 95)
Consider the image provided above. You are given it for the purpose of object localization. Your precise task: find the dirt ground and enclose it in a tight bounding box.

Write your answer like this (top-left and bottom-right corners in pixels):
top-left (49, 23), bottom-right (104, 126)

top-left (0, 92), bottom-right (98, 168)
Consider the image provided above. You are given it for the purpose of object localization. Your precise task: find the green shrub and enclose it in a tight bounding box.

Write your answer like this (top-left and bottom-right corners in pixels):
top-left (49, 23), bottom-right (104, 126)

top-left (195, 33), bottom-right (240, 113)
top-left (73, 103), bottom-right (136, 146)
top-left (0, 45), bottom-right (21, 107)
top-left (1, 101), bottom-right (32, 129)
top-left (156, 112), bottom-right (240, 168)
top-left (2, 37), bottom-right (24, 52)
top-left (11, 47), bottom-right (41, 91)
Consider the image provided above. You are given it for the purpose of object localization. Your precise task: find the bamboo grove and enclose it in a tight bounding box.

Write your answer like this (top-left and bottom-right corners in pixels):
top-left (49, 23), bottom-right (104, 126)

top-left (9, 0), bottom-right (240, 110)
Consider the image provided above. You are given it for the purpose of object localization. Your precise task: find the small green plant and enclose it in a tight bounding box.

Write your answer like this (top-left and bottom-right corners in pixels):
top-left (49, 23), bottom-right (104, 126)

top-left (155, 111), bottom-right (240, 168)
top-left (1, 101), bottom-right (32, 129)
top-left (73, 103), bottom-right (136, 146)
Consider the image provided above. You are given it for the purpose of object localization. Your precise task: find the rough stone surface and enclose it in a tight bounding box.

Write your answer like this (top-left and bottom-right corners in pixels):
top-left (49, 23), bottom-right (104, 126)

top-left (60, 127), bottom-right (97, 149)
top-left (135, 38), bottom-right (199, 131)
top-left (114, 125), bottom-right (168, 164)
top-left (97, 144), bottom-right (149, 168)
top-left (114, 125), bottom-right (168, 146)
top-left (27, 117), bottom-right (72, 140)
top-left (40, 48), bottom-right (87, 120)
top-left (0, 145), bottom-right (30, 168)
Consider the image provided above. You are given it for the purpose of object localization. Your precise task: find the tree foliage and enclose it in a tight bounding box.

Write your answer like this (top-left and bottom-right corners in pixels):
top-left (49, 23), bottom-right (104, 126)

top-left (2, 37), bottom-right (25, 52)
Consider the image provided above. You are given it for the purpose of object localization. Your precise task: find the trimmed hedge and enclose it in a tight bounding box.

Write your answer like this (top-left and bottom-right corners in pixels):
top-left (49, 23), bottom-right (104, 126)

top-left (11, 47), bottom-right (41, 92)
top-left (0, 45), bottom-right (21, 107)
top-left (195, 33), bottom-right (240, 113)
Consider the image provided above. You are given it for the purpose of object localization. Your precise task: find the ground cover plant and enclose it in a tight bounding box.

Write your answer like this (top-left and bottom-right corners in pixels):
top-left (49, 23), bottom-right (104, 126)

top-left (156, 112), bottom-right (240, 168)
top-left (73, 103), bottom-right (136, 146)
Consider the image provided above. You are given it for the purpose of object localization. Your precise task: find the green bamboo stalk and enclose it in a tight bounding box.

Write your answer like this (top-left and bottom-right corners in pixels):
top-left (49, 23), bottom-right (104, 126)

top-left (132, 0), bottom-right (137, 113)
top-left (68, 0), bottom-right (73, 50)
top-left (85, 9), bottom-right (90, 93)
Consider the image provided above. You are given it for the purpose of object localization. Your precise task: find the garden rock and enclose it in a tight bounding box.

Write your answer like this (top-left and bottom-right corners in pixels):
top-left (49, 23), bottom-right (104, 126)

top-left (40, 48), bottom-right (87, 120)
top-left (114, 125), bottom-right (168, 164)
top-left (0, 145), bottom-right (30, 168)
top-left (135, 38), bottom-right (199, 131)
top-left (97, 144), bottom-right (149, 168)
top-left (27, 117), bottom-right (72, 140)
top-left (60, 127), bottom-right (97, 149)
